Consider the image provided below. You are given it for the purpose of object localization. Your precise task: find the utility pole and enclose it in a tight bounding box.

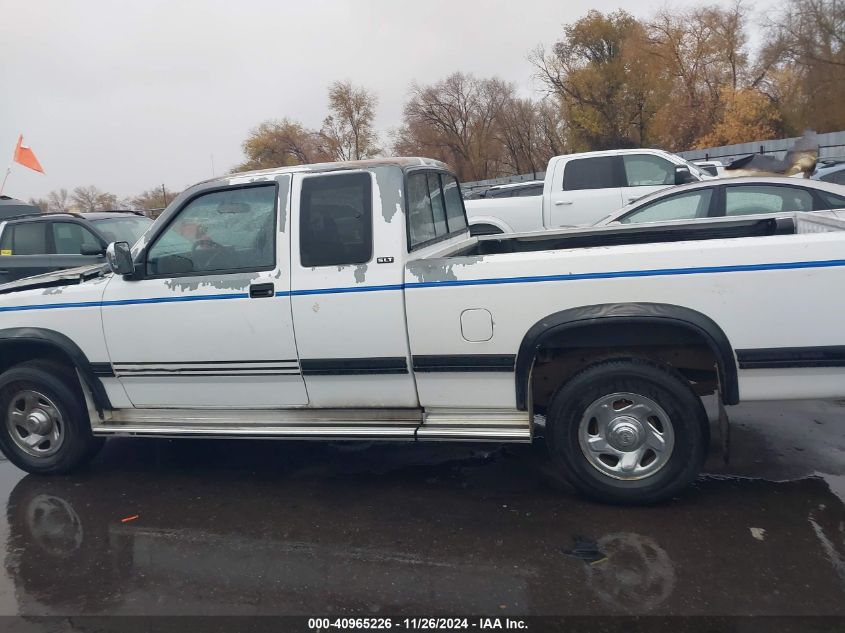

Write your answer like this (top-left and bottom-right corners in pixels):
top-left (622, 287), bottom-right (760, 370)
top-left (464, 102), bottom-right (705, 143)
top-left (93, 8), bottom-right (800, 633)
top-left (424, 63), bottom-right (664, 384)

top-left (161, 184), bottom-right (168, 207)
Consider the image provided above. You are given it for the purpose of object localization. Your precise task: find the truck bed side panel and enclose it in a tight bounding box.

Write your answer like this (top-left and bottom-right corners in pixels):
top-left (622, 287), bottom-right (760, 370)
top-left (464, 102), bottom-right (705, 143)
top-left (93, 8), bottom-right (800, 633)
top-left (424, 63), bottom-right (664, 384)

top-left (405, 230), bottom-right (845, 408)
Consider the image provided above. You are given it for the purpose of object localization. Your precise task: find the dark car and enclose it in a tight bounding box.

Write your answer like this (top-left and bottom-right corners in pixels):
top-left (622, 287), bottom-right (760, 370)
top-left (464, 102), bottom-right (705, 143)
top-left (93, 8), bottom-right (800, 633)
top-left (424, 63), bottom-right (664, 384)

top-left (0, 210), bottom-right (153, 284)
top-left (0, 196), bottom-right (41, 220)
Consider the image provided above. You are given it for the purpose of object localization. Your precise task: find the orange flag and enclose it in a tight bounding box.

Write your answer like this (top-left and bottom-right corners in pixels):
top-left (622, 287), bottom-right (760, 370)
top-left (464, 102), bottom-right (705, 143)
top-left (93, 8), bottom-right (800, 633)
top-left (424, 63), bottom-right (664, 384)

top-left (13, 135), bottom-right (44, 173)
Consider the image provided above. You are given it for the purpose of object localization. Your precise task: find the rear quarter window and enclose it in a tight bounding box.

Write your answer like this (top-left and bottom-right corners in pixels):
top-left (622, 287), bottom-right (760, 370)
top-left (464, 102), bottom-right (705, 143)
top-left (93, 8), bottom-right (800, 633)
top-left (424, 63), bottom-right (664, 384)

top-left (407, 171), bottom-right (468, 250)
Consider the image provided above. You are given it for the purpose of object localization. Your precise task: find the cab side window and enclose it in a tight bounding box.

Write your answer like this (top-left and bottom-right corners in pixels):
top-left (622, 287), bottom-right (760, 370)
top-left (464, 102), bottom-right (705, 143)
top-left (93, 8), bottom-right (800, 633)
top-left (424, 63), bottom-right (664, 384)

top-left (563, 157), bottom-right (619, 191)
top-left (146, 184), bottom-right (277, 276)
top-left (300, 172), bottom-right (372, 267)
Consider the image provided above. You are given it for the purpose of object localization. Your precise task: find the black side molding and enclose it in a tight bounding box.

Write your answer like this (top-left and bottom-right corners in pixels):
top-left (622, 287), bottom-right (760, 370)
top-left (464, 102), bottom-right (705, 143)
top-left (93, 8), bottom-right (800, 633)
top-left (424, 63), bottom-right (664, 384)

top-left (736, 346), bottom-right (845, 369)
top-left (89, 362), bottom-right (116, 378)
top-left (413, 355), bottom-right (515, 372)
top-left (514, 303), bottom-right (740, 411)
top-left (301, 357), bottom-right (408, 375)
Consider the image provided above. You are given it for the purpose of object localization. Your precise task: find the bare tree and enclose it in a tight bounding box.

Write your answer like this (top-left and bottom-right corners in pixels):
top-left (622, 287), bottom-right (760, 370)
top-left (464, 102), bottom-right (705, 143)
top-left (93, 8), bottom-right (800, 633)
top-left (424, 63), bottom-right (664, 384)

top-left (130, 186), bottom-right (181, 215)
top-left (761, 0), bottom-right (845, 132)
top-left (47, 189), bottom-right (71, 213)
top-left (236, 119), bottom-right (326, 171)
top-left (70, 186), bottom-right (118, 212)
top-left (531, 10), bottom-right (656, 150)
top-left (27, 197), bottom-right (50, 213)
top-left (318, 81), bottom-right (381, 161)
top-left (394, 72), bottom-right (513, 181)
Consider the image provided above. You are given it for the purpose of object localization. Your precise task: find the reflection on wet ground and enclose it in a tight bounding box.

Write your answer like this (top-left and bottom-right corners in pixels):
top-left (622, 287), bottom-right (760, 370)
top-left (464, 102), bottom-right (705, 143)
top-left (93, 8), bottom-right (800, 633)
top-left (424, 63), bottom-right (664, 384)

top-left (0, 400), bottom-right (841, 616)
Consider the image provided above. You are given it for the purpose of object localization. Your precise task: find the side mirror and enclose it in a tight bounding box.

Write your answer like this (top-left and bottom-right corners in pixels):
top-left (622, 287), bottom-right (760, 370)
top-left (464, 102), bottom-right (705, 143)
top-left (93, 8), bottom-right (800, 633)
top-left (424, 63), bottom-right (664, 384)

top-left (80, 244), bottom-right (106, 256)
top-left (675, 165), bottom-right (696, 185)
top-left (106, 242), bottom-right (134, 275)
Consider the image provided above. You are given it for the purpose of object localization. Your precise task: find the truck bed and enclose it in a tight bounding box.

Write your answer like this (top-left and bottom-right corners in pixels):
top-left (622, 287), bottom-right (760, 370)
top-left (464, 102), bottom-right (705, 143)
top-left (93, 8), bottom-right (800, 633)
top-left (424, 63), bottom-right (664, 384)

top-left (454, 214), bottom-right (840, 257)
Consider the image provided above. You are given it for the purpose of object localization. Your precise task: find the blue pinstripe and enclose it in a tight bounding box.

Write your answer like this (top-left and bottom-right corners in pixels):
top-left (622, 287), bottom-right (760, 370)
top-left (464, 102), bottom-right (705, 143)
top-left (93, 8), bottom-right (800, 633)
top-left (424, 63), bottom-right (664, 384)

top-left (0, 258), bottom-right (843, 313)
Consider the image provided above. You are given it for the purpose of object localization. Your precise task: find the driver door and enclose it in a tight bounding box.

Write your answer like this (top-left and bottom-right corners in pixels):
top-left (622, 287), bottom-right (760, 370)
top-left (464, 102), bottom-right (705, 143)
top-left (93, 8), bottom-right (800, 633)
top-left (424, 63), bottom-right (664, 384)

top-left (100, 177), bottom-right (308, 408)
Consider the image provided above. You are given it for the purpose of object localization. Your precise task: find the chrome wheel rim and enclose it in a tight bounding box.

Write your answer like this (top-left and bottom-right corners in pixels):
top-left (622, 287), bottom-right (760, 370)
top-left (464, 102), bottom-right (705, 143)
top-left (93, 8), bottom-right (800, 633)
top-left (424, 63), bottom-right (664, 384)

top-left (6, 390), bottom-right (65, 457)
top-left (578, 392), bottom-right (675, 481)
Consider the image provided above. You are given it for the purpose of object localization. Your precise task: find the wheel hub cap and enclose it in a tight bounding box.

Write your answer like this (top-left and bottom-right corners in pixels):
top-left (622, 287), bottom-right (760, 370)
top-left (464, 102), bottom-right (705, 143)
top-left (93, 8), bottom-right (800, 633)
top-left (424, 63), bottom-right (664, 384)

top-left (578, 392), bottom-right (676, 481)
top-left (26, 410), bottom-right (53, 436)
top-left (5, 390), bottom-right (65, 458)
top-left (607, 416), bottom-right (644, 451)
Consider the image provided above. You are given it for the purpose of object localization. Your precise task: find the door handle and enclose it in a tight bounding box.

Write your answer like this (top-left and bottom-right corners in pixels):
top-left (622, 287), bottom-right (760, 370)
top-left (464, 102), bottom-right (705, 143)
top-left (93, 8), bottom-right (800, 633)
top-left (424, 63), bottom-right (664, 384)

top-left (249, 283), bottom-right (275, 299)
top-left (554, 201), bottom-right (573, 206)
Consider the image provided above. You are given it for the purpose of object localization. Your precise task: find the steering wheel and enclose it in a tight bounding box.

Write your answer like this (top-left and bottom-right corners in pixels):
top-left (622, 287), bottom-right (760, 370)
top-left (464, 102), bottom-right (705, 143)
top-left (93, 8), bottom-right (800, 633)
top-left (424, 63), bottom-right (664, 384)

top-left (191, 238), bottom-right (230, 270)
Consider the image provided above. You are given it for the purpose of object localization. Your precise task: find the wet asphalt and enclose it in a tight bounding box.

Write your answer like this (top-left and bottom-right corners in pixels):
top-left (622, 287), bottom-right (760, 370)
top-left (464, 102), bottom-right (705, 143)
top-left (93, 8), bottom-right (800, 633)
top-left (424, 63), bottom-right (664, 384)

top-left (0, 399), bottom-right (841, 617)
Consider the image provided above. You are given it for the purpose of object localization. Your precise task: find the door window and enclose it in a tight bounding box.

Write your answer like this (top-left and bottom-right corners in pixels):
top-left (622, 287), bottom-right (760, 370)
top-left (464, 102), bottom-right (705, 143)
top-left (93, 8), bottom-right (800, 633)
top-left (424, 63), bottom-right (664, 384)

top-left (623, 155), bottom-right (675, 186)
top-left (1, 223), bottom-right (48, 255)
top-left (146, 184), bottom-right (277, 276)
top-left (619, 190), bottom-right (713, 224)
top-left (563, 157), bottom-right (619, 191)
top-left (724, 185), bottom-right (814, 216)
top-left (300, 172), bottom-right (372, 267)
top-left (51, 222), bottom-right (101, 254)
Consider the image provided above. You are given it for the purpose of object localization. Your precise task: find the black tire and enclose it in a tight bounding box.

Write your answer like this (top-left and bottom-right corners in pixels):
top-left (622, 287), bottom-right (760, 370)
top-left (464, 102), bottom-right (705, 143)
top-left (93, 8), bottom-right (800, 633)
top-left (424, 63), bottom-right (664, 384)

top-left (0, 360), bottom-right (104, 474)
top-left (546, 358), bottom-right (709, 505)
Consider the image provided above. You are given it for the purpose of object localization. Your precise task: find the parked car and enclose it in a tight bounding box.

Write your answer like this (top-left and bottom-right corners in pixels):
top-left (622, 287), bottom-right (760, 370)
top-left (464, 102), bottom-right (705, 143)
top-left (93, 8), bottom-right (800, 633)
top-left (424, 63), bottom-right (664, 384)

top-left (465, 148), bottom-right (712, 235)
top-left (812, 159), bottom-right (845, 186)
top-left (0, 210), bottom-right (153, 284)
top-left (0, 157), bottom-right (844, 505)
top-left (593, 177), bottom-right (845, 226)
top-left (692, 160), bottom-right (725, 177)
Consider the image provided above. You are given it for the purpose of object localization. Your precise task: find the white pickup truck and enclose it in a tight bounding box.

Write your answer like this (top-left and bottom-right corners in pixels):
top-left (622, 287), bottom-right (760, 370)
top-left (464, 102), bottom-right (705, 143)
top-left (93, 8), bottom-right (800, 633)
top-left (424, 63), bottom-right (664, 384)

top-left (466, 149), bottom-right (712, 234)
top-left (0, 157), bottom-right (842, 504)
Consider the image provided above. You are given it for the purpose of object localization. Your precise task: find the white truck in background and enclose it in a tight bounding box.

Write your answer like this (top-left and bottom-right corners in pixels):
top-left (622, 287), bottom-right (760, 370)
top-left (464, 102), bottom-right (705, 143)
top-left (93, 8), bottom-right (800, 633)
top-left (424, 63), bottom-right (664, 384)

top-left (465, 149), bottom-right (712, 235)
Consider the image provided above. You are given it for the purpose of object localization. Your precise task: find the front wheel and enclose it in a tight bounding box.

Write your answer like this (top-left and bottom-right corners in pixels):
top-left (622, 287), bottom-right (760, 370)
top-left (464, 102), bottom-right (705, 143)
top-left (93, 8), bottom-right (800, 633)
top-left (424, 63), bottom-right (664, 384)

top-left (546, 358), bottom-right (709, 505)
top-left (0, 361), bottom-right (104, 474)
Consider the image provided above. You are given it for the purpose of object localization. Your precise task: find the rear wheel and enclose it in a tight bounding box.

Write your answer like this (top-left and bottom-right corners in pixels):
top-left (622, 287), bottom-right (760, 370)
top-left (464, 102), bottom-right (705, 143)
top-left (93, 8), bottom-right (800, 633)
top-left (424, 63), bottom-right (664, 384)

top-left (0, 361), bottom-right (104, 474)
top-left (546, 358), bottom-right (709, 504)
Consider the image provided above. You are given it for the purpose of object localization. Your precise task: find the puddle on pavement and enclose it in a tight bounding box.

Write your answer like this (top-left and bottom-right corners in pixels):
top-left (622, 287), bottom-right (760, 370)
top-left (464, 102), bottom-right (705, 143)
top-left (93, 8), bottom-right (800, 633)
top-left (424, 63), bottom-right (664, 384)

top-left (0, 437), bottom-right (840, 616)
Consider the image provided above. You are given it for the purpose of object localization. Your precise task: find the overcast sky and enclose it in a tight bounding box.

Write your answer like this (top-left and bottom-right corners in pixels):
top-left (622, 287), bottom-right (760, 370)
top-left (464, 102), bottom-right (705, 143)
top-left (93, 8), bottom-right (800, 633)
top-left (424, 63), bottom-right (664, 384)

top-left (1, 0), bottom-right (780, 202)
